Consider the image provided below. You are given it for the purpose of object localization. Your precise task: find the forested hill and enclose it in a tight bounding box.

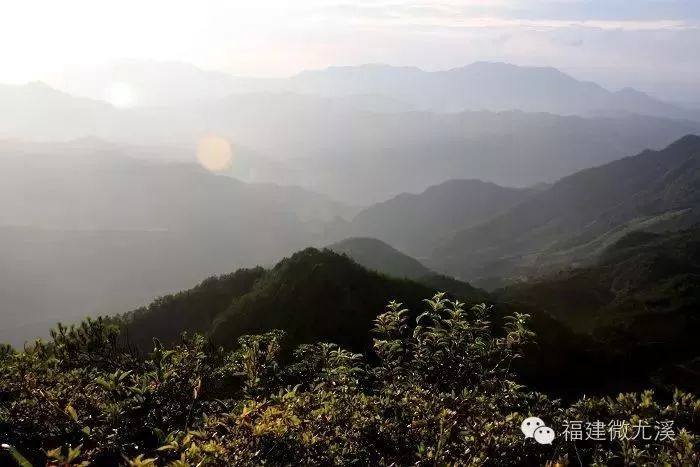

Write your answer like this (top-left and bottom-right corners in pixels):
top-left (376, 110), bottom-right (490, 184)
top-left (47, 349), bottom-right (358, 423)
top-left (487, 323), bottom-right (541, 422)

top-left (118, 248), bottom-right (467, 351)
top-left (326, 237), bottom-right (491, 307)
top-left (117, 248), bottom-right (497, 351)
top-left (499, 226), bottom-right (700, 336)
top-left (114, 248), bottom-right (625, 397)
top-left (433, 134), bottom-right (700, 286)
top-left (498, 226), bottom-right (700, 392)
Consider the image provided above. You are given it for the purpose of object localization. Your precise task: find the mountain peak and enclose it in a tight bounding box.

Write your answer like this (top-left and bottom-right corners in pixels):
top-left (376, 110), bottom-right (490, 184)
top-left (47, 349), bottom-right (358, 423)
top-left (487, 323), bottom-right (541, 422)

top-left (665, 133), bottom-right (700, 151)
top-left (451, 61), bottom-right (574, 78)
top-left (328, 237), bottom-right (432, 279)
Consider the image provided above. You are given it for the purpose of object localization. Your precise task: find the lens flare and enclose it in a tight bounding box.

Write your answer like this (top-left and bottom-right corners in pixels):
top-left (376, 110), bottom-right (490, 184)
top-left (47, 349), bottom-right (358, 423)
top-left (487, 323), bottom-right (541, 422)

top-left (197, 135), bottom-right (233, 172)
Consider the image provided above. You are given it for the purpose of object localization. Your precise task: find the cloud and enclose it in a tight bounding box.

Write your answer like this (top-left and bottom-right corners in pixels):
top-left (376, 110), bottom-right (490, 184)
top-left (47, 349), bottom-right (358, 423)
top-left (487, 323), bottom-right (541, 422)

top-left (509, 0), bottom-right (700, 21)
top-left (320, 1), bottom-right (700, 30)
top-left (382, 17), bottom-right (691, 32)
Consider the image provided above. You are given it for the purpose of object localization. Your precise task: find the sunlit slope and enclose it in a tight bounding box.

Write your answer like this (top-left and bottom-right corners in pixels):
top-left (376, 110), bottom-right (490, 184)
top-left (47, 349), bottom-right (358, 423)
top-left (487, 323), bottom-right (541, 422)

top-left (433, 134), bottom-right (700, 286)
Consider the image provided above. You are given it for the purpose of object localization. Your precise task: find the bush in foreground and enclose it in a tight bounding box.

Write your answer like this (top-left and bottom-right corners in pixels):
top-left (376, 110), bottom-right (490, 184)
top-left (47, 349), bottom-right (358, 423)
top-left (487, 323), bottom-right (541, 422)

top-left (1, 294), bottom-right (698, 465)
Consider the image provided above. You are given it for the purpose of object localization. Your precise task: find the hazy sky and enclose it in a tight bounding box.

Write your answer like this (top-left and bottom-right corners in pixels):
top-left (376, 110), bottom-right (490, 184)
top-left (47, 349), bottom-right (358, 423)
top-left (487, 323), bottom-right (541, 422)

top-left (2, 0), bottom-right (699, 100)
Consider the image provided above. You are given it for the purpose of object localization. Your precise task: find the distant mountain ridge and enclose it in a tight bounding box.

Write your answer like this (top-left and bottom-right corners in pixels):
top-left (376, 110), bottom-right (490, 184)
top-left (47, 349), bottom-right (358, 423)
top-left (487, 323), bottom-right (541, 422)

top-left (3, 80), bottom-right (700, 203)
top-left (345, 179), bottom-right (536, 256)
top-left (431, 134), bottom-right (700, 287)
top-left (326, 237), bottom-right (490, 304)
top-left (327, 237), bottom-right (433, 279)
top-left (45, 60), bottom-right (700, 120)
top-left (278, 61), bottom-right (700, 119)
top-left (185, 98), bottom-right (700, 202)
top-left (0, 141), bottom-right (349, 346)
top-left (0, 82), bottom-right (114, 141)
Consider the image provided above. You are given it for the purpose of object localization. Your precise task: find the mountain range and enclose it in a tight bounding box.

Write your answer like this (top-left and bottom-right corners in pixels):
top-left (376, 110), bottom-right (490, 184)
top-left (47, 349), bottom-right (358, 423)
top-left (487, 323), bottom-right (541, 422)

top-left (48, 60), bottom-right (700, 120)
top-left (4, 59), bottom-right (700, 383)
top-left (187, 99), bottom-right (700, 202)
top-left (5, 61), bottom-right (700, 203)
top-left (4, 133), bottom-right (700, 347)
top-left (430, 135), bottom-right (700, 287)
top-left (3, 82), bottom-right (699, 203)
top-left (0, 140), bottom-right (348, 346)
top-left (343, 179), bottom-right (537, 257)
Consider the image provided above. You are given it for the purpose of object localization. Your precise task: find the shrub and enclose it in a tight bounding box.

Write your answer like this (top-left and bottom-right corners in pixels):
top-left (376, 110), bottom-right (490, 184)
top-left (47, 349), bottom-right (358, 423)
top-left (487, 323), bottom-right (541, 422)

top-left (1, 294), bottom-right (697, 465)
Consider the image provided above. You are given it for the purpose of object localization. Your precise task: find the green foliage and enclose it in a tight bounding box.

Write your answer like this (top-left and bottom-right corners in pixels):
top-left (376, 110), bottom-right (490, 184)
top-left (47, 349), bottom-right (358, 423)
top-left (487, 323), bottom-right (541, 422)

top-left (436, 135), bottom-right (700, 286)
top-left (1, 293), bottom-right (698, 465)
top-left (2, 444), bottom-right (32, 467)
top-left (206, 248), bottom-right (442, 351)
top-left (0, 343), bottom-right (15, 361)
top-left (117, 267), bottom-right (266, 350)
top-left (108, 248), bottom-right (615, 397)
top-left (499, 226), bottom-right (700, 391)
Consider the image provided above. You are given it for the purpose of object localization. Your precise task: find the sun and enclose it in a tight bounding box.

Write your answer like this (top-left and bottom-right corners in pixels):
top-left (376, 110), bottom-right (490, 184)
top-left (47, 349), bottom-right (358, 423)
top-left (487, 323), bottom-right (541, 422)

top-left (107, 82), bottom-right (136, 108)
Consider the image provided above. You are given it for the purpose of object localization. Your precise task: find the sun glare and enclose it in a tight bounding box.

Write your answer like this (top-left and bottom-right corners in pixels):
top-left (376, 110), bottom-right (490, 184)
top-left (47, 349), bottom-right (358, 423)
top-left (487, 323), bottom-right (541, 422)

top-left (107, 82), bottom-right (136, 108)
top-left (197, 135), bottom-right (234, 172)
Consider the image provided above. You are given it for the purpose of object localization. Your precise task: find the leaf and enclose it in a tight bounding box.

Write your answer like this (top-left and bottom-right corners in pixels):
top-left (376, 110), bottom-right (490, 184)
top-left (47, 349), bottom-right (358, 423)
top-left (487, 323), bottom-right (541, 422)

top-left (94, 376), bottom-right (110, 388)
top-left (67, 445), bottom-right (82, 462)
top-left (65, 404), bottom-right (78, 422)
top-left (2, 445), bottom-right (32, 467)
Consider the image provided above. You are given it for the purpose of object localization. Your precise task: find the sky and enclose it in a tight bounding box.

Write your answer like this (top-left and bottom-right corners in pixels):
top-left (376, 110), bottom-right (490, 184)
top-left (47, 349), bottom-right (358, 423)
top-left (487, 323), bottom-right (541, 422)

top-left (1, 0), bottom-right (699, 101)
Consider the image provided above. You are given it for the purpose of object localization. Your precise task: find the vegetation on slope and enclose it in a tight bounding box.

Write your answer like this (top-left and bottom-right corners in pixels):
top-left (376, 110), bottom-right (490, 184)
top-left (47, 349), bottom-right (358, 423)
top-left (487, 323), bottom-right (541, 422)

top-left (499, 227), bottom-right (700, 391)
top-left (116, 248), bottom-right (612, 397)
top-left (2, 294), bottom-right (698, 466)
top-left (117, 248), bottom-right (487, 352)
top-left (434, 134), bottom-right (700, 287)
top-left (118, 248), bottom-right (442, 352)
top-left (119, 267), bottom-right (266, 350)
